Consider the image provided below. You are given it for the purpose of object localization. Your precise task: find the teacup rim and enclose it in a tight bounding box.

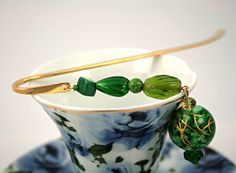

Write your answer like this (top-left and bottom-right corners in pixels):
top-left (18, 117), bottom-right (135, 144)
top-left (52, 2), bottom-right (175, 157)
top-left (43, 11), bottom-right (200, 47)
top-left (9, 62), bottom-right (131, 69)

top-left (30, 48), bottom-right (197, 114)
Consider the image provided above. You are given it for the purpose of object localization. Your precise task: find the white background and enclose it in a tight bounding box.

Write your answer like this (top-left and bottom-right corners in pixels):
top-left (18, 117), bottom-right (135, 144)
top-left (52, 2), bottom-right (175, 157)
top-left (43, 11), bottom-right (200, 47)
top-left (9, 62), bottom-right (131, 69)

top-left (0, 0), bottom-right (236, 170)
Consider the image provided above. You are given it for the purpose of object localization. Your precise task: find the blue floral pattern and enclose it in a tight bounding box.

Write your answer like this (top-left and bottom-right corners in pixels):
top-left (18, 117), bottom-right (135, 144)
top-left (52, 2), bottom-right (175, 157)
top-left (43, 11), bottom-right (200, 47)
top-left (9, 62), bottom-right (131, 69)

top-left (97, 163), bottom-right (140, 173)
top-left (3, 138), bottom-right (235, 173)
top-left (4, 101), bottom-right (235, 173)
top-left (40, 103), bottom-right (178, 172)
top-left (5, 140), bottom-right (74, 173)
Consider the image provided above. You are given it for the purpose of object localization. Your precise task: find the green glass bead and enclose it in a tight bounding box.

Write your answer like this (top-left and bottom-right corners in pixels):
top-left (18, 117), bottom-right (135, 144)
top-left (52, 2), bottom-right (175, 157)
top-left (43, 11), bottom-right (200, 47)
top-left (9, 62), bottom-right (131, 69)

top-left (96, 76), bottom-right (129, 97)
top-left (143, 75), bottom-right (182, 99)
top-left (168, 105), bottom-right (216, 151)
top-left (184, 150), bottom-right (204, 165)
top-left (128, 78), bottom-right (143, 93)
top-left (73, 77), bottom-right (96, 96)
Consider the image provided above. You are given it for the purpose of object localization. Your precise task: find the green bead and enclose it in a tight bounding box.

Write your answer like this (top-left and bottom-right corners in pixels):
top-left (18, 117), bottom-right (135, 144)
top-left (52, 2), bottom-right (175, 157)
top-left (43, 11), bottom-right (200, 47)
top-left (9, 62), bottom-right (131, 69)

top-left (128, 78), bottom-right (143, 93)
top-left (143, 75), bottom-right (182, 99)
top-left (184, 150), bottom-right (204, 165)
top-left (168, 105), bottom-right (216, 151)
top-left (73, 77), bottom-right (96, 96)
top-left (96, 76), bottom-right (129, 97)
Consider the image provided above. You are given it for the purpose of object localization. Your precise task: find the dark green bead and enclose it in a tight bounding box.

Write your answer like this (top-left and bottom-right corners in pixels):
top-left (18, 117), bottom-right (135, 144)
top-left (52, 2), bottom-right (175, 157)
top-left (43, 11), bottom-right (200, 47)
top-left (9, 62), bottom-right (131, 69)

top-left (184, 150), bottom-right (204, 165)
top-left (73, 77), bottom-right (96, 96)
top-left (143, 75), bottom-right (181, 99)
top-left (168, 105), bottom-right (216, 151)
top-left (96, 76), bottom-right (129, 97)
top-left (128, 78), bottom-right (143, 93)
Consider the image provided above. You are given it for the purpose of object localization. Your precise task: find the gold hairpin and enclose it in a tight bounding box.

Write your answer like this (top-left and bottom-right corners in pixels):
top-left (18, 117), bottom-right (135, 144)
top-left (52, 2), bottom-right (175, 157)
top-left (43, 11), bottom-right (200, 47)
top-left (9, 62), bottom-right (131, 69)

top-left (12, 30), bottom-right (225, 95)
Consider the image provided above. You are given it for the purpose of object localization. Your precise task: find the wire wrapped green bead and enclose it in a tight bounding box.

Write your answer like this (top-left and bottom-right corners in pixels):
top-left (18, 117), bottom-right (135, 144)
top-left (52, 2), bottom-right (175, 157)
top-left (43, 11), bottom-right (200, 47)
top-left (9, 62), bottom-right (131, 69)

top-left (168, 98), bottom-right (216, 165)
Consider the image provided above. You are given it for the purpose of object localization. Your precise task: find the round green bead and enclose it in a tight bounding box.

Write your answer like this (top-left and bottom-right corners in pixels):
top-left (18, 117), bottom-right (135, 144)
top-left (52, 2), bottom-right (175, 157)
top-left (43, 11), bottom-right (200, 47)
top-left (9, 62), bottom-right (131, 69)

top-left (184, 150), bottom-right (204, 165)
top-left (168, 105), bottom-right (216, 151)
top-left (128, 78), bottom-right (143, 93)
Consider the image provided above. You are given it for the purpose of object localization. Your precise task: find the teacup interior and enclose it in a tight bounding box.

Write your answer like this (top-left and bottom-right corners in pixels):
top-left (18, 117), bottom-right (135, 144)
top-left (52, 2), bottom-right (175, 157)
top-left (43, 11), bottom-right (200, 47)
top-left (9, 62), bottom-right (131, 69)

top-left (30, 48), bottom-right (196, 111)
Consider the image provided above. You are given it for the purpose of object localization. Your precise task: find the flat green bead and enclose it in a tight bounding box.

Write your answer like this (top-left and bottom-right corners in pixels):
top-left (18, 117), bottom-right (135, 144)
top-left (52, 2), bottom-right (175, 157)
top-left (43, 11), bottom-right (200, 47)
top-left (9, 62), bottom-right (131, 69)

top-left (128, 78), bottom-right (143, 93)
top-left (168, 105), bottom-right (216, 151)
top-left (143, 75), bottom-right (182, 99)
top-left (73, 77), bottom-right (96, 96)
top-left (96, 76), bottom-right (129, 97)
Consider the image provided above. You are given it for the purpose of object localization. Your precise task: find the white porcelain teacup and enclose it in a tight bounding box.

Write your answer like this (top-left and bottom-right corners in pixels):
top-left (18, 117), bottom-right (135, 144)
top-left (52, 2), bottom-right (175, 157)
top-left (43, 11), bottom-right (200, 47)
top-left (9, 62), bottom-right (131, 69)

top-left (30, 48), bottom-right (196, 173)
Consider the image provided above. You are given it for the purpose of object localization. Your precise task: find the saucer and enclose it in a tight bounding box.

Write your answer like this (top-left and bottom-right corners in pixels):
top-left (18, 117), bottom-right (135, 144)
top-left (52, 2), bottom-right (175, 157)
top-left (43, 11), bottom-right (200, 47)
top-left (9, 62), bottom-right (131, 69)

top-left (3, 138), bottom-right (236, 173)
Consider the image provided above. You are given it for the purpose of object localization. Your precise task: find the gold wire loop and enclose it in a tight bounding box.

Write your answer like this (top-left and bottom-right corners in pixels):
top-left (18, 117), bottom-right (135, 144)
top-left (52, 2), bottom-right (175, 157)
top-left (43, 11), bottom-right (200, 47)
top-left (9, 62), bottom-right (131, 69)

top-left (12, 30), bottom-right (225, 95)
top-left (181, 86), bottom-right (190, 98)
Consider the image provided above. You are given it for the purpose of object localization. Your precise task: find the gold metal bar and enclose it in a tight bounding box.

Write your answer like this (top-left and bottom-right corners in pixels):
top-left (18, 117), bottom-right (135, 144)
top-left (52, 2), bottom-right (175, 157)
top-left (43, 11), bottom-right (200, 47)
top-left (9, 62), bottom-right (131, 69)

top-left (12, 30), bottom-right (225, 95)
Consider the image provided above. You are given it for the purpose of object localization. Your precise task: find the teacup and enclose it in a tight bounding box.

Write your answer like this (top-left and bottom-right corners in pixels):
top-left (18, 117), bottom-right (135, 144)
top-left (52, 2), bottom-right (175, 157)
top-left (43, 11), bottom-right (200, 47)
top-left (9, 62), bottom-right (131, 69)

top-left (30, 48), bottom-right (196, 173)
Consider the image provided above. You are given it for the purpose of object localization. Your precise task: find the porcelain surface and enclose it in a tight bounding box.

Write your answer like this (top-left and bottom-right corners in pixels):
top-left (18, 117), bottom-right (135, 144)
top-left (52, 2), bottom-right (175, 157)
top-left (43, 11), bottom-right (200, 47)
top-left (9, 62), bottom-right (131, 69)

top-left (26, 48), bottom-right (198, 173)
top-left (41, 102), bottom-right (177, 172)
top-left (3, 138), bottom-right (235, 173)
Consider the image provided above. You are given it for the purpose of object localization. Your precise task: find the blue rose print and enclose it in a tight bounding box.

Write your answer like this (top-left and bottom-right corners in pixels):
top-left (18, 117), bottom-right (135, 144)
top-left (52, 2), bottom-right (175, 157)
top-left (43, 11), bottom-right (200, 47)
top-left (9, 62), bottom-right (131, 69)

top-left (182, 147), bottom-right (236, 173)
top-left (59, 127), bottom-right (89, 157)
top-left (45, 108), bottom-right (172, 171)
top-left (46, 107), bottom-right (170, 156)
top-left (98, 163), bottom-right (140, 173)
top-left (160, 141), bottom-right (175, 160)
top-left (45, 109), bottom-right (89, 157)
top-left (3, 138), bottom-right (236, 173)
top-left (57, 108), bottom-right (171, 152)
top-left (14, 140), bottom-right (74, 173)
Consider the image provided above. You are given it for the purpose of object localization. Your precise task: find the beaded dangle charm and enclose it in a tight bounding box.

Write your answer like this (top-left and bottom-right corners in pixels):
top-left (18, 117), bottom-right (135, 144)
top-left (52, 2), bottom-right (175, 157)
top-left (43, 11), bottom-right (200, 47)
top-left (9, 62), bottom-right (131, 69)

top-left (72, 75), bottom-right (216, 165)
top-left (168, 86), bottom-right (216, 165)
